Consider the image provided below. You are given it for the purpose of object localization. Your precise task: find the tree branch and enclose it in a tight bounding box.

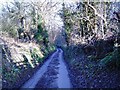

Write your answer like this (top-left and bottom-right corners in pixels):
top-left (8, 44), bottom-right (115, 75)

top-left (87, 1), bottom-right (107, 25)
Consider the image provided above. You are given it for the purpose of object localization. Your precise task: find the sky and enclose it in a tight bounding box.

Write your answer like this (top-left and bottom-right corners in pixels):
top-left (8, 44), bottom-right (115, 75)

top-left (0, 0), bottom-right (76, 4)
top-left (0, 0), bottom-right (120, 8)
top-left (0, 0), bottom-right (12, 9)
top-left (0, 0), bottom-right (77, 11)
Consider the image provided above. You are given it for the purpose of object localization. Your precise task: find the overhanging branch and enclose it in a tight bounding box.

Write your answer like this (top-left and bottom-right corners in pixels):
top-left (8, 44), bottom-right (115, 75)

top-left (87, 1), bottom-right (107, 26)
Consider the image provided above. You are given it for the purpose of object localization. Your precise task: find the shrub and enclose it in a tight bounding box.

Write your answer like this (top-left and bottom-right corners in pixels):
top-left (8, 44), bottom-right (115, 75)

top-left (49, 44), bottom-right (56, 52)
top-left (99, 47), bottom-right (120, 68)
top-left (34, 24), bottom-right (49, 47)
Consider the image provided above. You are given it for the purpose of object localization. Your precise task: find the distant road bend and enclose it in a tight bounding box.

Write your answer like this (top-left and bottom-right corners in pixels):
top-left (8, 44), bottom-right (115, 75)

top-left (21, 48), bottom-right (72, 89)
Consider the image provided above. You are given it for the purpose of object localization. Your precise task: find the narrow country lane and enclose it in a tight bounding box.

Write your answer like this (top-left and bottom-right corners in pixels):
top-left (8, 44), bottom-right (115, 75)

top-left (21, 48), bottom-right (72, 89)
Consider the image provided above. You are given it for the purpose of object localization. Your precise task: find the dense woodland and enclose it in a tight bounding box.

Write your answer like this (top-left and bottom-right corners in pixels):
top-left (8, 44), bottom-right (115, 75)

top-left (61, 1), bottom-right (120, 88)
top-left (0, 0), bottom-right (57, 88)
top-left (0, 0), bottom-right (120, 88)
top-left (61, 1), bottom-right (120, 67)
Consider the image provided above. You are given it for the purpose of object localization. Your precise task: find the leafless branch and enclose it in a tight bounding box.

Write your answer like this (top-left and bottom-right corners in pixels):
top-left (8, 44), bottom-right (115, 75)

top-left (86, 1), bottom-right (107, 25)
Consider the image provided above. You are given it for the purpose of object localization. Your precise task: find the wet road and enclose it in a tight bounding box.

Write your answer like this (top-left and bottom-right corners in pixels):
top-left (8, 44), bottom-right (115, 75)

top-left (21, 48), bottom-right (72, 89)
